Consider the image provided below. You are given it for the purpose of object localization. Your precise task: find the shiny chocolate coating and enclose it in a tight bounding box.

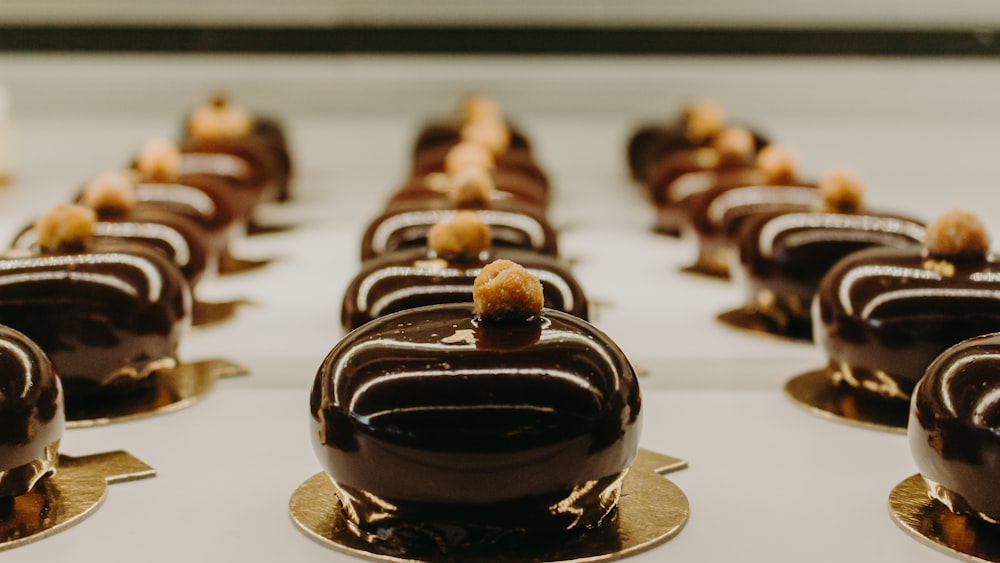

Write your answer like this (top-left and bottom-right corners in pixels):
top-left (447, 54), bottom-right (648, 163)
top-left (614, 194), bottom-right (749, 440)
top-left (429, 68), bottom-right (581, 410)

top-left (360, 206), bottom-right (558, 260)
top-left (737, 211), bottom-right (924, 338)
top-left (0, 325), bottom-right (63, 499)
top-left (341, 247), bottom-right (588, 331)
top-left (688, 184), bottom-right (820, 276)
top-left (0, 240), bottom-right (190, 404)
top-left (179, 136), bottom-right (282, 222)
top-left (910, 333), bottom-right (1000, 522)
top-left (814, 247), bottom-right (1000, 399)
top-left (311, 304), bottom-right (641, 546)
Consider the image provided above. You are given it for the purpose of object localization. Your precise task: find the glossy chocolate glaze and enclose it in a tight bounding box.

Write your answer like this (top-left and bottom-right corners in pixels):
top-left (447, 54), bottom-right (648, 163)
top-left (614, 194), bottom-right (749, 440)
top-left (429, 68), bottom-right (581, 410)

top-left (0, 240), bottom-right (190, 404)
top-left (411, 142), bottom-right (550, 192)
top-left (14, 205), bottom-right (211, 289)
top-left (178, 136), bottom-right (282, 220)
top-left (814, 247), bottom-right (1000, 399)
top-left (341, 247), bottom-right (588, 331)
top-left (910, 333), bottom-right (1000, 522)
top-left (735, 211), bottom-right (924, 338)
top-left (412, 121), bottom-right (531, 158)
top-left (388, 169), bottom-right (549, 212)
top-left (131, 177), bottom-right (240, 265)
top-left (688, 184), bottom-right (820, 276)
top-left (0, 325), bottom-right (63, 499)
top-left (311, 304), bottom-right (641, 548)
top-left (360, 206), bottom-right (559, 260)
top-left (650, 153), bottom-right (759, 236)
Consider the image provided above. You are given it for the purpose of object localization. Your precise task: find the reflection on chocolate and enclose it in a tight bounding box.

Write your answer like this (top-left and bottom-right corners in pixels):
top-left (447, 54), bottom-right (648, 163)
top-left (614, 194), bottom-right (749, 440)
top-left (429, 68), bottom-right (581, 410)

top-left (814, 246), bottom-right (1000, 400)
top-left (310, 304), bottom-right (641, 552)
top-left (360, 207), bottom-right (559, 260)
top-left (910, 333), bottom-right (1000, 524)
top-left (736, 212), bottom-right (924, 338)
top-left (0, 325), bottom-right (63, 500)
top-left (341, 247), bottom-right (588, 331)
top-left (0, 240), bottom-right (190, 406)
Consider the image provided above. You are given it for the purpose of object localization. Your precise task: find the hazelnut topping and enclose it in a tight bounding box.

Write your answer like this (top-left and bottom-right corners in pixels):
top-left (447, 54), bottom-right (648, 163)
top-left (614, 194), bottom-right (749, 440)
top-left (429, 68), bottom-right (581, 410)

top-left (136, 137), bottom-right (181, 181)
top-left (188, 93), bottom-right (253, 140)
top-left (448, 165), bottom-right (494, 208)
top-left (925, 209), bottom-right (990, 259)
top-left (473, 259), bottom-right (544, 322)
top-left (460, 94), bottom-right (503, 124)
top-left (683, 100), bottom-right (726, 143)
top-left (755, 145), bottom-right (798, 184)
top-left (818, 169), bottom-right (864, 213)
top-left (81, 170), bottom-right (136, 214)
top-left (427, 211), bottom-right (492, 258)
top-left (460, 118), bottom-right (511, 155)
top-left (444, 141), bottom-right (495, 176)
top-left (35, 204), bottom-right (96, 251)
top-left (712, 127), bottom-right (755, 162)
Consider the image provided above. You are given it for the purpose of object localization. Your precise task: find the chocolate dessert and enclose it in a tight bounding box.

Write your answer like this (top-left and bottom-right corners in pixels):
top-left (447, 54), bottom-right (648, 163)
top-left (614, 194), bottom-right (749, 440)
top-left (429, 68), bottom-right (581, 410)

top-left (0, 205), bottom-right (190, 405)
top-left (727, 171), bottom-right (924, 338)
top-left (814, 209), bottom-right (999, 401)
top-left (686, 177), bottom-right (821, 278)
top-left (182, 93), bottom-right (292, 202)
top-left (412, 138), bottom-right (550, 194)
top-left (342, 212), bottom-right (586, 330)
top-left (909, 332), bottom-right (1000, 524)
top-left (0, 325), bottom-right (63, 500)
top-left (312, 260), bottom-right (640, 554)
top-left (627, 100), bottom-right (769, 183)
top-left (649, 134), bottom-right (796, 236)
top-left (389, 162), bottom-right (548, 213)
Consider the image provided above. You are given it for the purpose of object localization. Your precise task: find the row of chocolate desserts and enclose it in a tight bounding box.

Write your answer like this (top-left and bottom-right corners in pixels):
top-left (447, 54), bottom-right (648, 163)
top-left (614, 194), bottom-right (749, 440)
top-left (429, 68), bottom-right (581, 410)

top-left (340, 94), bottom-right (589, 331)
top-left (0, 94), bottom-right (295, 519)
top-left (629, 101), bottom-right (1000, 557)
top-left (301, 96), bottom-right (650, 558)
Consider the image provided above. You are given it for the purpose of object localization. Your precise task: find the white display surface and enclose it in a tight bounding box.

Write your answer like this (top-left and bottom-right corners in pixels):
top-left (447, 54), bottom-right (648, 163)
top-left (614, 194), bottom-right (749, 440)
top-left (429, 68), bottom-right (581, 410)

top-left (0, 53), bottom-right (992, 561)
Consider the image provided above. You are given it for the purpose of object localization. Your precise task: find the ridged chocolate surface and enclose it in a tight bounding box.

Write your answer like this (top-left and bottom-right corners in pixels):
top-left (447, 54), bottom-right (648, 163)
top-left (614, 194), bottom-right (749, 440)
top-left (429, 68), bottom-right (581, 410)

top-left (0, 325), bottom-right (63, 498)
top-left (0, 240), bottom-right (190, 402)
top-left (910, 333), bottom-right (1000, 521)
top-left (311, 304), bottom-right (640, 535)
top-left (814, 247), bottom-right (1000, 397)
top-left (341, 247), bottom-right (588, 331)
top-left (737, 212), bottom-right (924, 336)
top-left (360, 206), bottom-right (558, 260)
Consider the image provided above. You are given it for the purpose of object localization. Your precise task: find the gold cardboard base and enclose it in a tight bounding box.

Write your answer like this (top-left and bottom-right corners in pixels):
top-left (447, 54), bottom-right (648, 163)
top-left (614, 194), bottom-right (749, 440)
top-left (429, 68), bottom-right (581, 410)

top-left (218, 252), bottom-right (274, 275)
top-left (679, 263), bottom-right (730, 280)
top-left (289, 448), bottom-right (689, 562)
top-left (66, 358), bottom-right (249, 428)
top-left (889, 474), bottom-right (1000, 562)
top-left (716, 308), bottom-right (812, 343)
top-left (0, 451), bottom-right (155, 552)
top-left (785, 369), bottom-right (907, 433)
top-left (192, 298), bottom-right (252, 327)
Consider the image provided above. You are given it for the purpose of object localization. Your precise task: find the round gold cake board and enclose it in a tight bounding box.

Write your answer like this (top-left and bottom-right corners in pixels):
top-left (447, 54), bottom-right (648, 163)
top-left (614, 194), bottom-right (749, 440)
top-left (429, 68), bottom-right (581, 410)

top-left (784, 369), bottom-right (908, 433)
top-left (679, 262), bottom-right (730, 281)
top-left (192, 298), bottom-right (252, 327)
top-left (66, 358), bottom-right (249, 428)
top-left (289, 448), bottom-right (689, 562)
top-left (889, 474), bottom-right (1000, 562)
top-left (0, 451), bottom-right (155, 552)
top-left (716, 308), bottom-right (812, 343)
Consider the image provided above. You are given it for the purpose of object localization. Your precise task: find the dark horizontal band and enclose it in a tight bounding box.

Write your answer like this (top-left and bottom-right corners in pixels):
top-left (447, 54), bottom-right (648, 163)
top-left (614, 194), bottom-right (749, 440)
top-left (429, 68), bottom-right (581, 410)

top-left (0, 25), bottom-right (998, 56)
